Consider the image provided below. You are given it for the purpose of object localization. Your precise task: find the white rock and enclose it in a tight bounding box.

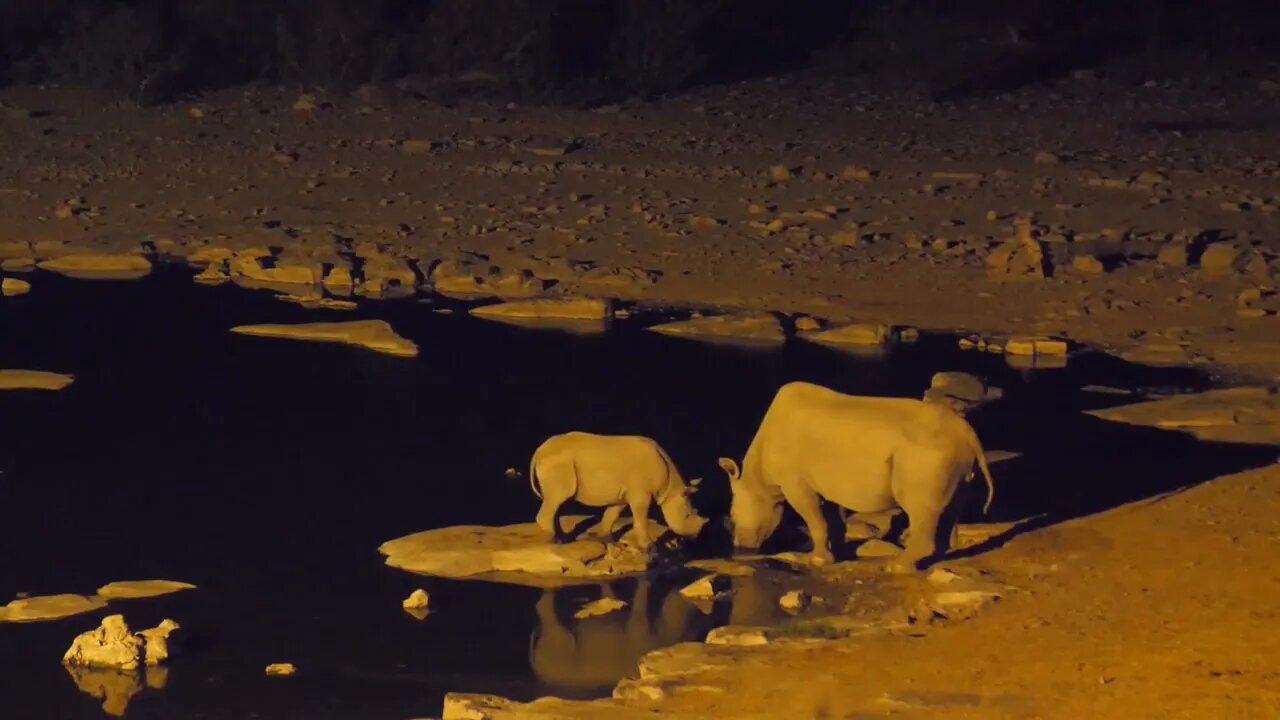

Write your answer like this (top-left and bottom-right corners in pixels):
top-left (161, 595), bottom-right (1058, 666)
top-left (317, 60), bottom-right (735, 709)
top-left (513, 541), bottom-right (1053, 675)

top-left (1, 277), bottom-right (31, 295)
top-left (855, 538), bottom-right (902, 559)
top-left (265, 662), bottom-right (296, 676)
top-left (679, 575), bottom-right (733, 601)
top-left (779, 590), bottom-right (812, 611)
top-left (1004, 336), bottom-right (1069, 356)
top-left (138, 619), bottom-right (181, 666)
top-left (403, 589), bottom-right (430, 610)
top-left (63, 615), bottom-right (143, 670)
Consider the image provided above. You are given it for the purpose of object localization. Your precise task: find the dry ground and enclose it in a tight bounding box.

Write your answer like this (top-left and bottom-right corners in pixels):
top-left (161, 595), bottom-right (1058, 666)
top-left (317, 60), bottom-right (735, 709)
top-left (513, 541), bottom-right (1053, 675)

top-left (3, 68), bottom-right (1279, 718)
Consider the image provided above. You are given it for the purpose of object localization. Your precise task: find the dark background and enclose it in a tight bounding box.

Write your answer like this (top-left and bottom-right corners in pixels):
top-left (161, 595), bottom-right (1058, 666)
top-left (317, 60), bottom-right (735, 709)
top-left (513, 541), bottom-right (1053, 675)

top-left (1, 0), bottom-right (1277, 106)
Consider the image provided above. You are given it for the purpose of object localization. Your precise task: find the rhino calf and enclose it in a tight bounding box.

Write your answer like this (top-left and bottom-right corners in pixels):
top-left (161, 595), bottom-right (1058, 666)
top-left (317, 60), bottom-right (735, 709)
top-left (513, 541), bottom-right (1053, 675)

top-left (529, 432), bottom-right (707, 550)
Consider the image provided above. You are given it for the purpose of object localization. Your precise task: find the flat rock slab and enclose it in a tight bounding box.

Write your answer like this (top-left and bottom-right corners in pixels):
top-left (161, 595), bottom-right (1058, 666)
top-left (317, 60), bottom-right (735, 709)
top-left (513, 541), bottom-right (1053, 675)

top-left (647, 311), bottom-right (785, 345)
top-left (230, 319), bottom-right (418, 357)
top-left (0, 594), bottom-right (108, 623)
top-left (470, 297), bottom-right (612, 321)
top-left (0, 369), bottom-right (75, 390)
top-left (95, 580), bottom-right (196, 600)
top-left (1, 579), bottom-right (196, 623)
top-left (1087, 386), bottom-right (1280, 445)
top-left (379, 519), bottom-right (657, 588)
top-left (37, 254), bottom-right (152, 280)
top-left (799, 322), bottom-right (892, 347)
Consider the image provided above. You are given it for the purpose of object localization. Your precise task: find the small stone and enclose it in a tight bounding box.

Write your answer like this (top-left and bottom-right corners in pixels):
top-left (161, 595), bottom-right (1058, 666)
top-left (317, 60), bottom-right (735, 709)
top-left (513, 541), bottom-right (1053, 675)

top-left (1005, 336), bottom-right (1069, 356)
top-left (842, 166), bottom-right (876, 182)
top-left (679, 575), bottom-right (733, 601)
top-left (2, 277), bottom-right (31, 296)
top-left (793, 315), bottom-right (822, 332)
top-left (265, 663), bottom-right (296, 676)
top-left (138, 619), bottom-right (181, 666)
top-left (292, 94), bottom-right (318, 111)
top-left (1157, 242), bottom-right (1189, 268)
top-left (1072, 255), bottom-right (1105, 274)
top-left (768, 164), bottom-right (794, 181)
top-left (400, 139), bottom-right (437, 155)
top-left (1033, 151), bottom-right (1061, 166)
top-left (402, 589), bottom-right (429, 611)
top-left (856, 538), bottom-right (902, 559)
top-left (779, 590), bottom-right (812, 611)
top-left (1200, 243), bottom-right (1242, 275)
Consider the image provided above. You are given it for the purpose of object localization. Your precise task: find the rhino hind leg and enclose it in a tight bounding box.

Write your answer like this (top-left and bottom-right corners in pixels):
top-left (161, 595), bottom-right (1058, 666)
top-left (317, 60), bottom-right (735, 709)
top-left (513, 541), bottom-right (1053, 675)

top-left (889, 503), bottom-right (943, 574)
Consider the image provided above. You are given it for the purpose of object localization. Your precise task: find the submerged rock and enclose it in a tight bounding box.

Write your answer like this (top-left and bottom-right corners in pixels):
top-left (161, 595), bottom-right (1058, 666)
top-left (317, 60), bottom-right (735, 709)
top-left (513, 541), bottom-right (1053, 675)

top-left (37, 254), bottom-right (152, 280)
top-left (647, 311), bottom-right (785, 345)
top-left (229, 319), bottom-right (418, 357)
top-left (0, 369), bottom-right (75, 391)
top-left (379, 519), bottom-right (661, 587)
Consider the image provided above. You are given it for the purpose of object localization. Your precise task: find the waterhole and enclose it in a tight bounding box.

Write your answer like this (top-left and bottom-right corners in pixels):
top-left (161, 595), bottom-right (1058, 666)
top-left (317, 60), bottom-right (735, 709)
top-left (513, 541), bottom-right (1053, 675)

top-left (2, 268), bottom-right (1268, 719)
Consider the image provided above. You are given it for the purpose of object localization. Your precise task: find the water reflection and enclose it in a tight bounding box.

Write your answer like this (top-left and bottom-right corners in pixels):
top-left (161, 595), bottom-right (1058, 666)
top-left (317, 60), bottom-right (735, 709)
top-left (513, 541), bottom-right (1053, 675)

top-left (528, 571), bottom-right (793, 695)
top-left (64, 665), bottom-right (168, 717)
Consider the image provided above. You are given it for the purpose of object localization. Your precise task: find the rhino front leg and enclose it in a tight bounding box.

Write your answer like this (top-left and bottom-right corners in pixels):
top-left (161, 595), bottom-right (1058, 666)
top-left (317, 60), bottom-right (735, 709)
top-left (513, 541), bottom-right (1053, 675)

top-left (781, 483), bottom-right (833, 565)
top-left (626, 494), bottom-right (654, 550)
top-left (591, 504), bottom-right (625, 538)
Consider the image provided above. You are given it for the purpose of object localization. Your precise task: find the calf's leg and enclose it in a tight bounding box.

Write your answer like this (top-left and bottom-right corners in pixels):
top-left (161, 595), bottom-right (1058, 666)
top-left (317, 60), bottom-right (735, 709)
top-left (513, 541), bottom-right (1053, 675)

top-left (592, 504), bottom-right (625, 538)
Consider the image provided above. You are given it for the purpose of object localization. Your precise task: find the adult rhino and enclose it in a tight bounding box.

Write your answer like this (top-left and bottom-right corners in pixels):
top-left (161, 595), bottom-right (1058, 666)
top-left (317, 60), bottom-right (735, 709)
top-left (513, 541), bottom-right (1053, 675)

top-left (530, 432), bottom-right (707, 550)
top-left (718, 381), bottom-right (994, 572)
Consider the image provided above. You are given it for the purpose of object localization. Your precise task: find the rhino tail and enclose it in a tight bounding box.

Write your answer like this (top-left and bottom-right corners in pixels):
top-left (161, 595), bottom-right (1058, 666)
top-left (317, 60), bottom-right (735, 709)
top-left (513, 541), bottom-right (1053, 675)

top-left (529, 457), bottom-right (542, 499)
top-left (965, 425), bottom-right (996, 515)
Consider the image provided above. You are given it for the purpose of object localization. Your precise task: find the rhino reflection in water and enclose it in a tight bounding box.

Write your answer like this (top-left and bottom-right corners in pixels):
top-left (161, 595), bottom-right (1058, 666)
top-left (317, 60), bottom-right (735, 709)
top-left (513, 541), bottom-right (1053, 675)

top-left (528, 576), bottom-right (701, 695)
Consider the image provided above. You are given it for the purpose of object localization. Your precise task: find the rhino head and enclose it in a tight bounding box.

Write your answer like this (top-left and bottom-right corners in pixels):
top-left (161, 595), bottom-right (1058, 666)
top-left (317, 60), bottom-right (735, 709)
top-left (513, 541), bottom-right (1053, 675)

top-left (659, 479), bottom-right (708, 538)
top-left (718, 457), bottom-right (783, 551)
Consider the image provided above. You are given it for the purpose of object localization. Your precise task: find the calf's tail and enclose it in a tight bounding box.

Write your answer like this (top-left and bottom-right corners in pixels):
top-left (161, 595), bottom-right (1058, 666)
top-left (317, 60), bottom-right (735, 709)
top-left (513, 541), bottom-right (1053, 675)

top-left (965, 425), bottom-right (996, 514)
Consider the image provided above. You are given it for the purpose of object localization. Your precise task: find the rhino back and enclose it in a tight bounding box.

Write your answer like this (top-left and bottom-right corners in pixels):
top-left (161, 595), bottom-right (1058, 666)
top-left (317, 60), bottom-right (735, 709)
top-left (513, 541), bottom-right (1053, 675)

top-left (541, 432), bottom-right (670, 505)
top-left (748, 383), bottom-right (929, 510)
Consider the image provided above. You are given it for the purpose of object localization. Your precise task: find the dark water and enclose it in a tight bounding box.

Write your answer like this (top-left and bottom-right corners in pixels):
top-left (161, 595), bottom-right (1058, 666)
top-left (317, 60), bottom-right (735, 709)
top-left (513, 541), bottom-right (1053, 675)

top-left (0, 268), bottom-right (1269, 719)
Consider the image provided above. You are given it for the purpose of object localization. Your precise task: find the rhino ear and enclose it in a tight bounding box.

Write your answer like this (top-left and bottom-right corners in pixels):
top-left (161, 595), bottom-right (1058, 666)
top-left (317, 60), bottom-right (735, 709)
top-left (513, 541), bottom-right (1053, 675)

top-left (717, 457), bottom-right (741, 484)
